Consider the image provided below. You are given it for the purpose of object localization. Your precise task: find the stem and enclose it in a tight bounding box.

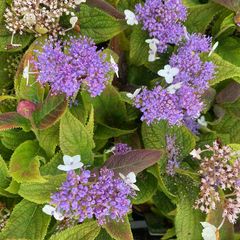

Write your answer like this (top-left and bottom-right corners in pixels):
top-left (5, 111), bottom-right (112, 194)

top-left (217, 217), bottom-right (225, 230)
top-left (87, 0), bottom-right (124, 19)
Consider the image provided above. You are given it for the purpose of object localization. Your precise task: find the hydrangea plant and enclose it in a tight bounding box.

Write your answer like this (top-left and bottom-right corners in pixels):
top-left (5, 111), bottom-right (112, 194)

top-left (0, 0), bottom-right (240, 239)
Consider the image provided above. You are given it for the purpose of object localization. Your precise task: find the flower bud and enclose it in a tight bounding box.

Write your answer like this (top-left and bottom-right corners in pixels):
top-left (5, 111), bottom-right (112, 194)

top-left (17, 100), bottom-right (36, 119)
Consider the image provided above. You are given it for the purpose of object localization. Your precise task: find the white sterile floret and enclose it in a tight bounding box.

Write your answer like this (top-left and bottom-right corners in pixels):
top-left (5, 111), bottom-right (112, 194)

top-left (124, 10), bottom-right (138, 26)
top-left (166, 82), bottom-right (182, 94)
top-left (200, 222), bottom-right (217, 240)
top-left (57, 155), bottom-right (83, 171)
top-left (148, 49), bottom-right (159, 62)
top-left (208, 41), bottom-right (219, 57)
top-left (158, 65), bottom-right (179, 84)
top-left (110, 55), bottom-right (119, 78)
top-left (190, 148), bottom-right (202, 160)
top-left (145, 38), bottom-right (160, 51)
top-left (75, 0), bottom-right (86, 4)
top-left (126, 88), bottom-right (142, 99)
top-left (105, 146), bottom-right (116, 154)
top-left (70, 16), bottom-right (78, 28)
top-left (42, 205), bottom-right (64, 221)
top-left (198, 116), bottom-right (208, 127)
top-left (119, 172), bottom-right (140, 191)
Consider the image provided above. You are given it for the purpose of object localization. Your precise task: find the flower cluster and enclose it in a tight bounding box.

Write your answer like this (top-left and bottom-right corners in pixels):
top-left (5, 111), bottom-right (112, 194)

top-left (133, 34), bottom-right (215, 127)
top-left (113, 143), bottom-right (132, 155)
top-left (134, 85), bottom-right (202, 125)
top-left (193, 141), bottom-right (240, 224)
top-left (50, 168), bottom-right (135, 225)
top-left (166, 135), bottom-right (180, 176)
top-left (35, 37), bottom-right (111, 97)
top-left (4, 0), bottom-right (84, 36)
top-left (169, 34), bottom-right (215, 93)
top-left (135, 0), bottom-right (187, 53)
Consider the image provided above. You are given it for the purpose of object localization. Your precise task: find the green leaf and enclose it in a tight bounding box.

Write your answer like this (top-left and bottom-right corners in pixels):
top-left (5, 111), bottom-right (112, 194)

top-left (5, 179), bottom-right (20, 194)
top-left (175, 195), bottom-right (204, 240)
top-left (60, 110), bottom-right (94, 165)
top-left (77, 4), bottom-right (127, 44)
top-left (0, 200), bottom-right (50, 240)
top-left (33, 94), bottom-right (67, 130)
top-left (132, 171), bottom-right (158, 204)
top-left (142, 121), bottom-right (196, 159)
top-left (9, 140), bottom-right (46, 183)
top-left (94, 123), bottom-right (136, 140)
top-left (104, 149), bottom-right (164, 175)
top-left (86, 105), bottom-right (94, 138)
top-left (130, 26), bottom-right (149, 66)
top-left (207, 53), bottom-right (240, 86)
top-left (84, 85), bottom-right (128, 128)
top-left (19, 174), bottom-right (66, 204)
top-left (36, 124), bottom-right (59, 157)
top-left (0, 112), bottom-right (31, 131)
top-left (49, 221), bottom-right (100, 240)
top-left (40, 152), bottom-right (64, 176)
top-left (0, 129), bottom-right (35, 150)
top-left (184, 2), bottom-right (223, 33)
top-left (0, 155), bottom-right (10, 189)
top-left (161, 228), bottom-right (176, 240)
top-left (96, 229), bottom-right (114, 240)
top-left (104, 217), bottom-right (133, 240)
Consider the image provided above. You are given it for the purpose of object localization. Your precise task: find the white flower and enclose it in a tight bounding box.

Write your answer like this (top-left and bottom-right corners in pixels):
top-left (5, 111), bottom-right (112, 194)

top-left (124, 10), bottom-right (138, 25)
top-left (126, 88), bottom-right (142, 99)
top-left (119, 172), bottom-right (140, 191)
top-left (208, 42), bottom-right (219, 57)
top-left (23, 13), bottom-right (37, 26)
top-left (42, 205), bottom-right (64, 221)
top-left (145, 38), bottom-right (160, 51)
top-left (158, 65), bottom-right (179, 84)
top-left (105, 146), bottom-right (116, 154)
top-left (148, 49), bottom-right (159, 62)
top-left (70, 16), bottom-right (78, 28)
top-left (110, 55), bottom-right (119, 78)
top-left (183, 26), bottom-right (190, 40)
top-left (23, 60), bottom-right (38, 86)
top-left (57, 155), bottom-right (83, 171)
top-left (75, 0), bottom-right (86, 4)
top-left (200, 222), bottom-right (217, 240)
top-left (198, 116), bottom-right (208, 127)
top-left (166, 82), bottom-right (182, 94)
top-left (190, 148), bottom-right (202, 160)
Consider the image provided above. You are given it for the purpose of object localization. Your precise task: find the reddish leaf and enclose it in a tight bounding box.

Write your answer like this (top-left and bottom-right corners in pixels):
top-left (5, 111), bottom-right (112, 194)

top-left (104, 149), bottom-right (165, 175)
top-left (0, 112), bottom-right (31, 131)
top-left (33, 94), bottom-right (67, 129)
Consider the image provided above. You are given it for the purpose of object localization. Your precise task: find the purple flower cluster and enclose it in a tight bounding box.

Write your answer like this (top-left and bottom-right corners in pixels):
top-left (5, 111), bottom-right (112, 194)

top-left (35, 36), bottom-right (111, 97)
top-left (135, 0), bottom-right (187, 53)
top-left (113, 143), bottom-right (132, 155)
top-left (166, 135), bottom-right (180, 176)
top-left (133, 34), bottom-right (215, 127)
top-left (194, 142), bottom-right (240, 224)
top-left (50, 168), bottom-right (135, 225)
top-left (134, 85), bottom-right (202, 125)
top-left (170, 34), bottom-right (215, 92)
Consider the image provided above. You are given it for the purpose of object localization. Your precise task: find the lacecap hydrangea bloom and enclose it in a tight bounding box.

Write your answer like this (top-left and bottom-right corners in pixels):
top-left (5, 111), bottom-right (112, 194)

top-left (50, 168), bottom-right (136, 225)
top-left (135, 0), bottom-right (187, 53)
top-left (113, 143), bottom-right (132, 155)
top-left (193, 141), bottom-right (240, 224)
top-left (35, 36), bottom-right (111, 97)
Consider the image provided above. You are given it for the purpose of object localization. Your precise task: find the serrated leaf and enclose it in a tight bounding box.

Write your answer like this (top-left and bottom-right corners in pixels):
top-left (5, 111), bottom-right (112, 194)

top-left (132, 171), bottom-right (158, 204)
top-left (9, 140), bottom-right (46, 183)
top-left (94, 123), bottom-right (136, 140)
top-left (130, 26), bottom-right (149, 66)
top-left (207, 53), bottom-right (240, 86)
top-left (60, 110), bottom-right (94, 165)
top-left (19, 174), bottom-right (66, 204)
top-left (184, 2), bottom-right (224, 33)
top-left (0, 129), bottom-right (35, 150)
top-left (0, 200), bottom-right (50, 240)
top-left (0, 155), bottom-right (10, 189)
top-left (142, 121), bottom-right (196, 159)
top-left (49, 221), bottom-right (100, 240)
top-left (104, 149), bottom-right (164, 175)
top-left (0, 112), bottom-right (31, 131)
top-left (5, 179), bottom-right (20, 194)
top-left (33, 94), bottom-right (67, 129)
top-left (36, 124), bottom-right (59, 157)
top-left (77, 5), bottom-right (127, 44)
top-left (104, 217), bottom-right (133, 240)
top-left (40, 152), bottom-right (63, 176)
